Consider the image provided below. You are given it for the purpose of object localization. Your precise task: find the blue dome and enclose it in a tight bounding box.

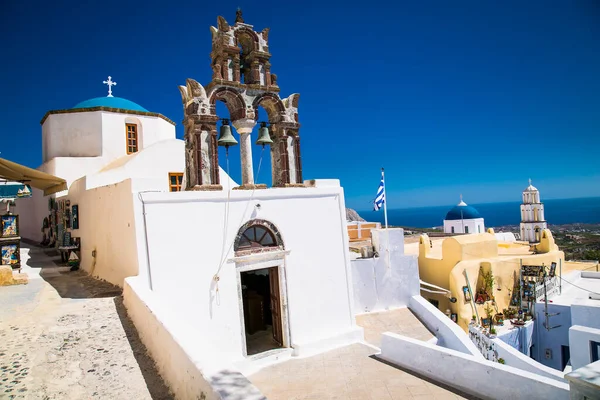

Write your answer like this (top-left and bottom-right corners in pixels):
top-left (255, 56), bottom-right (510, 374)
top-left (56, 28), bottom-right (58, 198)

top-left (72, 96), bottom-right (148, 112)
top-left (445, 204), bottom-right (482, 220)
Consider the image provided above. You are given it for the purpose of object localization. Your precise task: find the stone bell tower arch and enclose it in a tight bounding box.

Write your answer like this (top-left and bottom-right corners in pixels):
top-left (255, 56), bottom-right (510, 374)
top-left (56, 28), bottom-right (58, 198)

top-left (178, 9), bottom-right (304, 190)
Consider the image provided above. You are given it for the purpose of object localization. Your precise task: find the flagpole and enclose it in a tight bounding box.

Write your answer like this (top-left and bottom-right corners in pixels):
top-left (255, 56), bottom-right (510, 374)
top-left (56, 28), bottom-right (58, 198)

top-left (381, 167), bottom-right (391, 270)
top-left (382, 167), bottom-right (388, 230)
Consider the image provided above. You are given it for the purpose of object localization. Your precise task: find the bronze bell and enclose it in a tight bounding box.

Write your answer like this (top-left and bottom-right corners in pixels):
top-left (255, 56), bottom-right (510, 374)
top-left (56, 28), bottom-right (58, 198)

top-left (217, 121), bottom-right (238, 147)
top-left (255, 122), bottom-right (273, 147)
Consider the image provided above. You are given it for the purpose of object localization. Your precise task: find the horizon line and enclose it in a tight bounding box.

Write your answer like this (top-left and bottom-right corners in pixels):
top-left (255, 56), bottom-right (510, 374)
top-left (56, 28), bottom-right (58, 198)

top-left (355, 195), bottom-right (600, 213)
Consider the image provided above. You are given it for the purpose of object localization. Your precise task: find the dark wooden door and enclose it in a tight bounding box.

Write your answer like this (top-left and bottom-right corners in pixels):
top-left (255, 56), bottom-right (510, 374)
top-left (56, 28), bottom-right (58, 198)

top-left (269, 267), bottom-right (283, 346)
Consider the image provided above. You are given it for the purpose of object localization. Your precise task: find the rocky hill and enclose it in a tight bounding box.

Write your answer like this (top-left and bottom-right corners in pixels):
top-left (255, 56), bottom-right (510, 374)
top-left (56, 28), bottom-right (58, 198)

top-left (346, 208), bottom-right (366, 222)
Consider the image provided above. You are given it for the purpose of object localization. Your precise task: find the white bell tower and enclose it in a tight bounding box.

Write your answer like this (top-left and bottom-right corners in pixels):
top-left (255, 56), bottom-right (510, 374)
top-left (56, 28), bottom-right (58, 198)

top-left (520, 179), bottom-right (547, 243)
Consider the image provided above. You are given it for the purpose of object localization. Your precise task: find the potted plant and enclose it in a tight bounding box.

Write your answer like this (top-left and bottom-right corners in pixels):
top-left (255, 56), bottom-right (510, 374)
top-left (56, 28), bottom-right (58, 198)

top-left (498, 358), bottom-right (505, 364)
top-left (495, 313), bottom-right (504, 325)
top-left (484, 303), bottom-right (495, 323)
top-left (483, 270), bottom-right (495, 297)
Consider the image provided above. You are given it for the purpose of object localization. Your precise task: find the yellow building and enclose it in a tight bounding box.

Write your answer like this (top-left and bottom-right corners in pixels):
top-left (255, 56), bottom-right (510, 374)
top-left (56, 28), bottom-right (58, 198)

top-left (418, 228), bottom-right (564, 332)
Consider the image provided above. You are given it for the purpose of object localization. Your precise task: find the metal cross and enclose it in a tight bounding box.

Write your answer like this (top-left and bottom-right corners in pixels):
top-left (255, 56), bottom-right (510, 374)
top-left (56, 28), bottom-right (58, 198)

top-left (103, 76), bottom-right (117, 97)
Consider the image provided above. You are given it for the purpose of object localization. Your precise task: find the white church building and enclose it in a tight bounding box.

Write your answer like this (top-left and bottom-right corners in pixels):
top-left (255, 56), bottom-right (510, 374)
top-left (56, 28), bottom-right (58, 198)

top-left (15, 77), bottom-right (234, 285)
top-left (15, 11), bottom-right (364, 394)
top-left (520, 179), bottom-right (547, 243)
top-left (443, 196), bottom-right (485, 234)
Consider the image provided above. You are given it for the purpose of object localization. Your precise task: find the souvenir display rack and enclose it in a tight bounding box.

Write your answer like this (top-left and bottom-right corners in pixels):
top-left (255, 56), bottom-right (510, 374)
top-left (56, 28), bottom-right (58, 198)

top-left (40, 198), bottom-right (81, 265)
top-left (1, 213), bottom-right (21, 269)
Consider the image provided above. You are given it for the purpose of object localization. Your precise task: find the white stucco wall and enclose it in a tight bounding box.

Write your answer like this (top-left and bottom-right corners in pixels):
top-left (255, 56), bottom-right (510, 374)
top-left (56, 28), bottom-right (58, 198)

top-left (379, 333), bottom-right (570, 400)
top-left (123, 277), bottom-right (266, 400)
top-left (532, 303), bottom-right (572, 371)
top-left (39, 157), bottom-right (108, 195)
top-left (494, 232), bottom-right (517, 242)
top-left (571, 299), bottom-right (600, 330)
top-left (408, 295), bottom-right (482, 356)
top-left (100, 112), bottom-right (174, 162)
top-left (134, 181), bottom-right (363, 367)
top-left (64, 178), bottom-right (139, 286)
top-left (569, 299), bottom-right (600, 370)
top-left (12, 187), bottom-right (48, 242)
top-left (569, 325), bottom-right (600, 370)
top-left (443, 218), bottom-right (484, 234)
top-left (42, 111), bottom-right (174, 165)
top-left (42, 112), bottom-right (103, 161)
top-left (490, 335), bottom-right (566, 381)
top-left (351, 229), bottom-right (419, 313)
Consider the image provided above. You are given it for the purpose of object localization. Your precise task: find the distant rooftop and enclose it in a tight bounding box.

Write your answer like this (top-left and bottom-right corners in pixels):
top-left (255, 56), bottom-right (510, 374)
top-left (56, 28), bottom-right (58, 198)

top-left (551, 270), bottom-right (600, 306)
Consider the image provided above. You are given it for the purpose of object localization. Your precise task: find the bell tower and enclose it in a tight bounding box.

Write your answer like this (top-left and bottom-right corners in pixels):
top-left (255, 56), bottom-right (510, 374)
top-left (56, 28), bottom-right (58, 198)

top-left (179, 9), bottom-right (303, 190)
top-left (520, 179), bottom-right (547, 243)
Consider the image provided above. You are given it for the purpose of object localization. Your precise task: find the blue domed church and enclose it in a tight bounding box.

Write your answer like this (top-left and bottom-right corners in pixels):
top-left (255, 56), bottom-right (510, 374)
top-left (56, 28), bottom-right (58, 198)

top-left (443, 196), bottom-right (485, 234)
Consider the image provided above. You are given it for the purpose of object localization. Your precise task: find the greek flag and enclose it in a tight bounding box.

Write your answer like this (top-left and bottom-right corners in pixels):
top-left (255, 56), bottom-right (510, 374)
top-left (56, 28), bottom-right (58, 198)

top-left (373, 171), bottom-right (385, 211)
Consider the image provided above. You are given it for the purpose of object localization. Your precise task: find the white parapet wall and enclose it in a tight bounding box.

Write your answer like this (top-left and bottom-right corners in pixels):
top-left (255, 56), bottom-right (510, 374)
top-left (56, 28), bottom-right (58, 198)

top-left (570, 325), bottom-right (600, 370)
top-left (408, 295), bottom-right (482, 357)
top-left (379, 333), bottom-right (570, 400)
top-left (350, 228), bottom-right (420, 313)
top-left (469, 324), bottom-right (566, 381)
top-left (123, 276), bottom-right (266, 400)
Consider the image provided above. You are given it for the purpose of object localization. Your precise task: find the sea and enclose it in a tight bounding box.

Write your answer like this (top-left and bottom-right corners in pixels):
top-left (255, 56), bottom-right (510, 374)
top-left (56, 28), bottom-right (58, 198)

top-left (358, 197), bottom-right (600, 229)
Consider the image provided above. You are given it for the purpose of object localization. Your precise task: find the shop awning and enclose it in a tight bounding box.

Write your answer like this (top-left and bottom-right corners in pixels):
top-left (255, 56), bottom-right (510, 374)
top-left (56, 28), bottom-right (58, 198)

top-left (0, 157), bottom-right (67, 196)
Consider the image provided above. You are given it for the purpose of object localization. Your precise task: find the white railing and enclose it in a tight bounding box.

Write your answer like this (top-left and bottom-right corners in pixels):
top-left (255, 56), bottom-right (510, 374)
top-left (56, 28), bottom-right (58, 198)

top-left (535, 276), bottom-right (559, 302)
top-left (468, 324), bottom-right (499, 362)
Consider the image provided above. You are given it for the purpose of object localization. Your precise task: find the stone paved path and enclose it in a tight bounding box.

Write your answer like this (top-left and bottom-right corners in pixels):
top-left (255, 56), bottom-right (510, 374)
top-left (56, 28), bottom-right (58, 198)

top-left (0, 245), bottom-right (173, 400)
top-left (356, 308), bottom-right (434, 348)
top-left (248, 343), bottom-right (474, 400)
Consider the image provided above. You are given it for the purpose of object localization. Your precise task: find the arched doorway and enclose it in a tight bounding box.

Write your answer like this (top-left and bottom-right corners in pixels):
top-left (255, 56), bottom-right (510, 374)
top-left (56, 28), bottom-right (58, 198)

top-left (234, 219), bottom-right (287, 356)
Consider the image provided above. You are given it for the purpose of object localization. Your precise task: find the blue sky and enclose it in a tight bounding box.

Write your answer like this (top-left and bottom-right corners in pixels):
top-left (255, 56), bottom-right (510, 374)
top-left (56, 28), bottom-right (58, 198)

top-left (1, 0), bottom-right (599, 211)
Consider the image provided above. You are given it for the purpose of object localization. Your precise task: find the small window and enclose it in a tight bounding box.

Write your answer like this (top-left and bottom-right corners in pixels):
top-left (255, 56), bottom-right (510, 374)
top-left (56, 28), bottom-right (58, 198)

top-left (592, 341), bottom-right (600, 363)
top-left (451, 226), bottom-right (455, 234)
top-left (169, 173), bottom-right (183, 192)
top-left (465, 226), bottom-right (469, 234)
top-left (126, 124), bottom-right (138, 154)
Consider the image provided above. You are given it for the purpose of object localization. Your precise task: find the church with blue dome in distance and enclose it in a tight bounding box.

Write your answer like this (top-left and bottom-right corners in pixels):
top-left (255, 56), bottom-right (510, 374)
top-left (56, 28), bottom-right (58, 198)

top-left (443, 195), bottom-right (485, 235)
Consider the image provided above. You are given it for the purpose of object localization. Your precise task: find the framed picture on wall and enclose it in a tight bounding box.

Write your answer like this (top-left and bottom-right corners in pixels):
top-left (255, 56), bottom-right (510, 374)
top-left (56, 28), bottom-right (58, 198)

top-left (71, 205), bottom-right (79, 229)
top-left (549, 262), bottom-right (557, 278)
top-left (1, 243), bottom-right (20, 266)
top-left (1, 215), bottom-right (19, 238)
top-left (462, 286), bottom-right (471, 302)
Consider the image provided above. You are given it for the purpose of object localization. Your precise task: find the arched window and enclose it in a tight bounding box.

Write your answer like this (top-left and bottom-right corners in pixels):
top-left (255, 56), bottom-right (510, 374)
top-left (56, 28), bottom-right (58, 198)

top-left (451, 226), bottom-right (455, 234)
top-left (237, 226), bottom-right (276, 250)
top-left (465, 226), bottom-right (469, 234)
top-left (234, 219), bottom-right (284, 253)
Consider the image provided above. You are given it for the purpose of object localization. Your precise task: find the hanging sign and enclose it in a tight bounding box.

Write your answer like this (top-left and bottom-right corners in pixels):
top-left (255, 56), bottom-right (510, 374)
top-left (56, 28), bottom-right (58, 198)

top-left (16, 185), bottom-right (32, 198)
top-left (522, 265), bottom-right (544, 277)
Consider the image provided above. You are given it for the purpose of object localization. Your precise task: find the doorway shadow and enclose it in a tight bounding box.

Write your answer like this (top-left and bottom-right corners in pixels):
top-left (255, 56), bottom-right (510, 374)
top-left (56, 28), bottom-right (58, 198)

top-left (113, 296), bottom-right (174, 400)
top-left (21, 240), bottom-right (122, 299)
